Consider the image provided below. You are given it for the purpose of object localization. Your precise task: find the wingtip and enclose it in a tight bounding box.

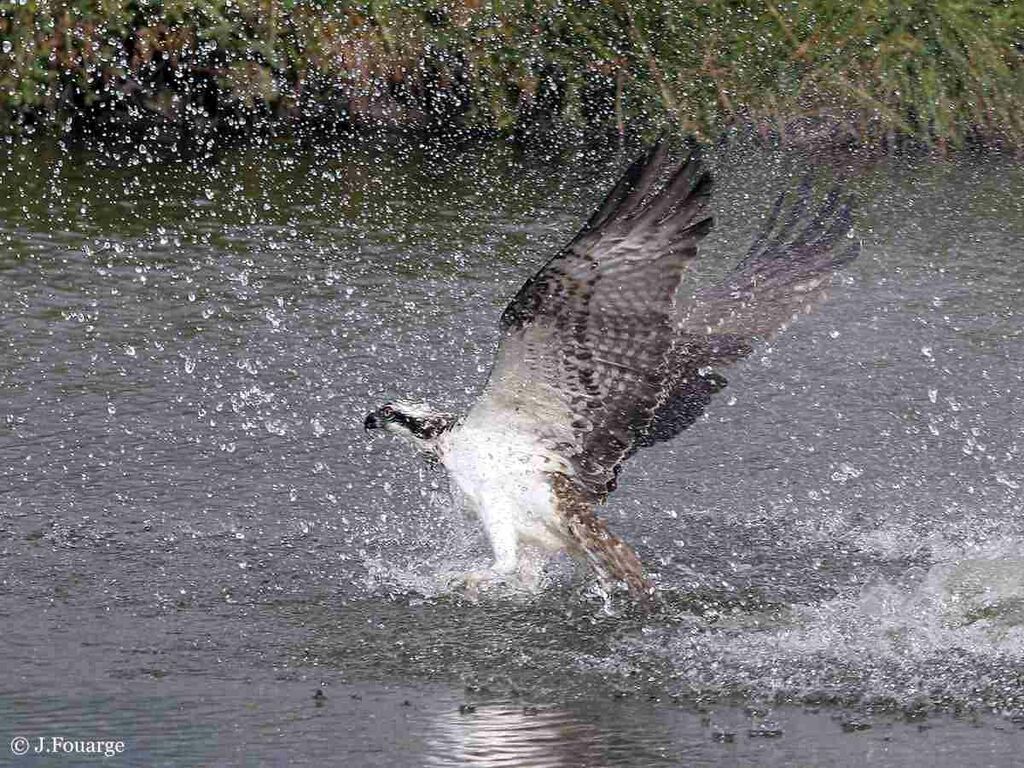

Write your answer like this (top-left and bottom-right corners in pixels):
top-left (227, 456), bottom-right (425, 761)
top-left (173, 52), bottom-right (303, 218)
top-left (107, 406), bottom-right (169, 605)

top-left (692, 168), bottom-right (714, 196)
top-left (688, 214), bottom-right (715, 238)
top-left (649, 141), bottom-right (671, 174)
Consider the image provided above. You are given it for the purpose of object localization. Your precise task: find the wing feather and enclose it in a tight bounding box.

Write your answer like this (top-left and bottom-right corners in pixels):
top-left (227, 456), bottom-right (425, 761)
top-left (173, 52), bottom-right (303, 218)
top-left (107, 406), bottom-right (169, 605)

top-left (681, 183), bottom-right (861, 345)
top-left (471, 147), bottom-right (714, 499)
top-left (468, 150), bottom-right (860, 503)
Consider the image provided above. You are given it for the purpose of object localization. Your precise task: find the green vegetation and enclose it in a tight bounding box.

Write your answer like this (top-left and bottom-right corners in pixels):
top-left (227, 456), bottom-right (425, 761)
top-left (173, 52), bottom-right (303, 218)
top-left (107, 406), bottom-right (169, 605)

top-left (1, 1), bottom-right (1022, 149)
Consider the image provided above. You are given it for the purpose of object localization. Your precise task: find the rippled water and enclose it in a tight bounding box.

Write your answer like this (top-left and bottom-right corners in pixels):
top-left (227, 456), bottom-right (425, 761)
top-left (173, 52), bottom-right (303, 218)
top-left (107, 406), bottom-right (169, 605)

top-left (1, 136), bottom-right (1022, 765)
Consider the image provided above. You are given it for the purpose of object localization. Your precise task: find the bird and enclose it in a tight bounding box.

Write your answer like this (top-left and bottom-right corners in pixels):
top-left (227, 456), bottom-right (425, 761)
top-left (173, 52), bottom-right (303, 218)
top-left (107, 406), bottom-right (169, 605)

top-left (364, 143), bottom-right (860, 600)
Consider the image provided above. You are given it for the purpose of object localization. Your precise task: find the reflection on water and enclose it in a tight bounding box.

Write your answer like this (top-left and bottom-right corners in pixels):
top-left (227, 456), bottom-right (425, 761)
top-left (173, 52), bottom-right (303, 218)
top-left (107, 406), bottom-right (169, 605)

top-left (1, 136), bottom-right (1023, 765)
top-left (429, 703), bottom-right (607, 768)
top-left (425, 698), bottom-right (1024, 768)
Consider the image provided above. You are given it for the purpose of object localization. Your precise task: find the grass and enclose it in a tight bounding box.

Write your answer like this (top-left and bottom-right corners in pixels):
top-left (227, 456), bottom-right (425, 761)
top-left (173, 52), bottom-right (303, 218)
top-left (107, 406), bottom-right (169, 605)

top-left (1, 1), bottom-right (1022, 149)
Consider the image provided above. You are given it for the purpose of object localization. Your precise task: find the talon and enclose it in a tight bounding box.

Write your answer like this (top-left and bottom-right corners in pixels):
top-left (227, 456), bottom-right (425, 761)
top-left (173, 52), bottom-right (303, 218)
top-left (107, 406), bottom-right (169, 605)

top-left (447, 570), bottom-right (495, 597)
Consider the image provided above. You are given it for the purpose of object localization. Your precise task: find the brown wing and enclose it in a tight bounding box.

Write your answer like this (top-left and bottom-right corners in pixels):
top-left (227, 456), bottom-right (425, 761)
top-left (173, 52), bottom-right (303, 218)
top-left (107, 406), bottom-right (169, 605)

top-left (681, 180), bottom-right (860, 342)
top-left (638, 181), bottom-right (862, 451)
top-left (465, 145), bottom-right (715, 501)
top-left (467, 153), bottom-right (861, 508)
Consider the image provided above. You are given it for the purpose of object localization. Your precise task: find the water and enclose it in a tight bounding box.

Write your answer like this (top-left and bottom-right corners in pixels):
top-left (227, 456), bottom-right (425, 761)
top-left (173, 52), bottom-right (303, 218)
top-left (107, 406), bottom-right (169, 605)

top-left (1, 135), bottom-right (1022, 766)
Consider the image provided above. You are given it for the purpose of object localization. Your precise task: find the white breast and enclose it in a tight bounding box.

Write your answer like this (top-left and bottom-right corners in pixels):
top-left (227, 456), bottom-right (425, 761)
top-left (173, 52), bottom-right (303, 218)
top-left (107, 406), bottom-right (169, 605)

top-left (439, 418), bottom-right (568, 551)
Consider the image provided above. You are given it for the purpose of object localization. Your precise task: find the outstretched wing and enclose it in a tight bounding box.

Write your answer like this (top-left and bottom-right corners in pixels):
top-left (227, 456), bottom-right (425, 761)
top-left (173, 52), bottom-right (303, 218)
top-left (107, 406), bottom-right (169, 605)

top-left (465, 145), bottom-right (714, 500)
top-left (466, 149), bottom-right (860, 505)
top-left (680, 180), bottom-right (860, 342)
top-left (644, 181), bottom-right (862, 451)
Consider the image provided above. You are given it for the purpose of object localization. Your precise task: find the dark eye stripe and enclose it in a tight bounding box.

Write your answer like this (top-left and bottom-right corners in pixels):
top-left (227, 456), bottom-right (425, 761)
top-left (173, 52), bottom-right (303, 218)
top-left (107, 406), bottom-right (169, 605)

top-left (388, 411), bottom-right (453, 440)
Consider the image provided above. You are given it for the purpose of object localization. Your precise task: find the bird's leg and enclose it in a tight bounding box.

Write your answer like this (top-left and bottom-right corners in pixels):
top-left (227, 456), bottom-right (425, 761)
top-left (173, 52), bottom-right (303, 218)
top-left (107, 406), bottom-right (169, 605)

top-left (486, 521), bottom-right (519, 576)
top-left (448, 519), bottom-right (519, 597)
top-left (513, 545), bottom-right (547, 593)
top-left (552, 474), bottom-right (653, 600)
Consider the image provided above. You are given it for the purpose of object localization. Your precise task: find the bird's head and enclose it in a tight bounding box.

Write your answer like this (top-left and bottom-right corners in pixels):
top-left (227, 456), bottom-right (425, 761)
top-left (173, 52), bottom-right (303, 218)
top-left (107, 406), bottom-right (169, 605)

top-left (363, 400), bottom-right (456, 451)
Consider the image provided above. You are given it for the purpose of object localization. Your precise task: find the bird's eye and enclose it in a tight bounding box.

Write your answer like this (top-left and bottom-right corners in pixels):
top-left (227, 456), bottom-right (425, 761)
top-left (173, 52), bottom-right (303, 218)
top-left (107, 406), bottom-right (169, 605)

top-left (381, 406), bottom-right (395, 418)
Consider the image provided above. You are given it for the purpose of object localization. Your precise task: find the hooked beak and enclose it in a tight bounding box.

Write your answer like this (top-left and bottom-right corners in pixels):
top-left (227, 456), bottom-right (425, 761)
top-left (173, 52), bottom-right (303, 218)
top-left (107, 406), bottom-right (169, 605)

top-left (364, 412), bottom-right (381, 431)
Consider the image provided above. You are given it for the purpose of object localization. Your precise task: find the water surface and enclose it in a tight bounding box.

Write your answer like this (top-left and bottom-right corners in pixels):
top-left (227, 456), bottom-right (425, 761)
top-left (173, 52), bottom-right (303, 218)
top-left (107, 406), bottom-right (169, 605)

top-left (1, 137), bottom-right (1023, 765)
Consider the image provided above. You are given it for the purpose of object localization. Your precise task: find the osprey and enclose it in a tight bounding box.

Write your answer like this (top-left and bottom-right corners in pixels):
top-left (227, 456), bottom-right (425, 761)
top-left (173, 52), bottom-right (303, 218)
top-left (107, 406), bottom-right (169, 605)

top-left (365, 144), bottom-right (859, 598)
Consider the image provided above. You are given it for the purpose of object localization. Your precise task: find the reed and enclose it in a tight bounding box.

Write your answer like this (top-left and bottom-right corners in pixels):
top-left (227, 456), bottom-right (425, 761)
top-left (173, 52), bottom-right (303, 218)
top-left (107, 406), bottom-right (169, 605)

top-left (1, 1), bottom-right (1021, 148)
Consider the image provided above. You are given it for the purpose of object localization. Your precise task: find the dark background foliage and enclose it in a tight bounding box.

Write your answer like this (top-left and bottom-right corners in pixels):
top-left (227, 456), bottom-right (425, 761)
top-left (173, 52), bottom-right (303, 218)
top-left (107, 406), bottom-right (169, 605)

top-left (2, 1), bottom-right (1022, 147)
